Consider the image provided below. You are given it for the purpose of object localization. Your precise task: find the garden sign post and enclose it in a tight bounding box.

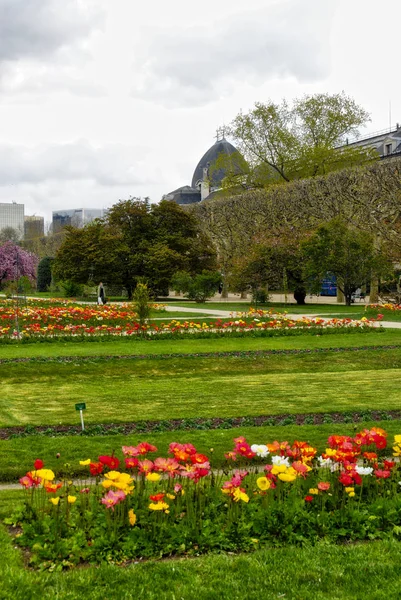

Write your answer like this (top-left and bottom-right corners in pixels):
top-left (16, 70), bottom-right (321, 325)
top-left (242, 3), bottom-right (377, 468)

top-left (75, 402), bottom-right (86, 431)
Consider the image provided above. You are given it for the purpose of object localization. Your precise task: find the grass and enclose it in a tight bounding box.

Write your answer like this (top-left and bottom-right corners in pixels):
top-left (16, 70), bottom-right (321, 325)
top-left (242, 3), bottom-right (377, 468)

top-left (2, 347), bottom-right (401, 428)
top-left (0, 329), bottom-right (400, 360)
top-left (1, 420), bottom-right (400, 482)
top-left (1, 509), bottom-right (401, 599)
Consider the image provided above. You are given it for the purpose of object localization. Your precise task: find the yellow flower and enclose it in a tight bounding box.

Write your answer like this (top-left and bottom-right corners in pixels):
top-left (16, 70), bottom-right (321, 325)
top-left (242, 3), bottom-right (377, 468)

top-left (166, 493), bottom-right (176, 500)
top-left (149, 501), bottom-right (169, 511)
top-left (146, 472), bottom-right (161, 482)
top-left (104, 471), bottom-right (122, 481)
top-left (308, 488), bottom-right (319, 495)
top-left (233, 487), bottom-right (249, 503)
top-left (128, 509), bottom-right (137, 526)
top-left (278, 472), bottom-right (296, 483)
top-left (393, 446), bottom-right (401, 457)
top-left (271, 464), bottom-right (287, 475)
top-left (34, 469), bottom-right (55, 482)
top-left (345, 487), bottom-right (354, 494)
top-left (348, 491), bottom-right (355, 497)
top-left (102, 480), bottom-right (114, 489)
top-left (67, 495), bottom-right (77, 504)
top-left (256, 476), bottom-right (271, 491)
top-left (49, 497), bottom-right (60, 505)
top-left (394, 435), bottom-right (401, 444)
top-left (79, 459), bottom-right (91, 466)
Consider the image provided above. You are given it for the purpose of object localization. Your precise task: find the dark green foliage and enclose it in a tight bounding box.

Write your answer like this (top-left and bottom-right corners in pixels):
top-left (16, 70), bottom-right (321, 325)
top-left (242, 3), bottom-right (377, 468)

top-left (54, 199), bottom-right (216, 299)
top-left (171, 270), bottom-right (221, 302)
top-left (302, 219), bottom-right (393, 305)
top-left (37, 257), bottom-right (54, 292)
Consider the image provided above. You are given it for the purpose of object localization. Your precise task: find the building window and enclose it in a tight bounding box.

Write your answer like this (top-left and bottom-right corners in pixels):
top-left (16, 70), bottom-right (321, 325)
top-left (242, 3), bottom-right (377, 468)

top-left (385, 143), bottom-right (392, 155)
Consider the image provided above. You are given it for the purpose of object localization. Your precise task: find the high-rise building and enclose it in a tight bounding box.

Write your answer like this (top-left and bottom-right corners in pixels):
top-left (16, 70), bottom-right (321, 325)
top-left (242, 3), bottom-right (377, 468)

top-left (0, 202), bottom-right (24, 239)
top-left (52, 208), bottom-right (104, 232)
top-left (24, 216), bottom-right (45, 239)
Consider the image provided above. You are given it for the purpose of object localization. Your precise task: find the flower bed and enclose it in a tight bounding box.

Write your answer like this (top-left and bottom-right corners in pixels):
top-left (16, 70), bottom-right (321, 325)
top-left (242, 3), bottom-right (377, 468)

top-left (8, 428), bottom-right (401, 568)
top-left (0, 300), bottom-right (379, 341)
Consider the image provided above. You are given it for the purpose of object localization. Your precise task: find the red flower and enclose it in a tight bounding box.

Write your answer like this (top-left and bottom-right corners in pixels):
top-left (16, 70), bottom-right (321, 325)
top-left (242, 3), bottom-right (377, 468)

top-left (191, 453), bottom-right (209, 465)
top-left (149, 493), bottom-right (165, 502)
top-left (339, 472), bottom-right (354, 486)
top-left (125, 457), bottom-right (139, 469)
top-left (89, 461), bottom-right (104, 476)
top-left (305, 495), bottom-right (314, 502)
top-left (384, 460), bottom-right (396, 470)
top-left (99, 455), bottom-right (120, 470)
top-left (34, 459), bottom-right (44, 470)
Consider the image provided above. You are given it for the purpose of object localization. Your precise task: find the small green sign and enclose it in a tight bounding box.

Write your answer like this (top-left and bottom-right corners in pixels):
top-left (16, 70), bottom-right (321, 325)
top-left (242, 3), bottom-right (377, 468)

top-left (75, 402), bottom-right (86, 411)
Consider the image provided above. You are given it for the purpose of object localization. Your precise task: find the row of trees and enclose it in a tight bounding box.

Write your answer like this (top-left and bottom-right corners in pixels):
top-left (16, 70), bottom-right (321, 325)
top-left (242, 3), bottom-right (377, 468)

top-left (53, 199), bottom-right (217, 299)
top-left (229, 219), bottom-right (392, 306)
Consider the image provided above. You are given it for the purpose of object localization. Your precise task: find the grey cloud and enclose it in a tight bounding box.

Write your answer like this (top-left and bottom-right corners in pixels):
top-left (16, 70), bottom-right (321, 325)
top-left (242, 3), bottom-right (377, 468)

top-left (0, 140), bottom-right (159, 187)
top-left (0, 0), bottom-right (102, 64)
top-left (133, 1), bottom-right (333, 107)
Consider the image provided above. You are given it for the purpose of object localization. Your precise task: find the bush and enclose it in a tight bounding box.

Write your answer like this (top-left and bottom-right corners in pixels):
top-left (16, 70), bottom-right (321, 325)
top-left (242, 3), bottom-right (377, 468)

top-left (60, 280), bottom-right (83, 298)
top-left (171, 270), bottom-right (221, 303)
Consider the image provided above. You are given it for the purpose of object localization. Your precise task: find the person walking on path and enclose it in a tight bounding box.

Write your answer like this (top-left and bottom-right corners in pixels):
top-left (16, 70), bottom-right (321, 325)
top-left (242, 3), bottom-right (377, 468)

top-left (97, 282), bottom-right (105, 305)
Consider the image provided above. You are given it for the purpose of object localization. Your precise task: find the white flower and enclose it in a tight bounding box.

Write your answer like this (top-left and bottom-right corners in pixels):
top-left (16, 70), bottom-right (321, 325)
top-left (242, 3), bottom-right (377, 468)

top-left (250, 444), bottom-right (269, 458)
top-left (271, 456), bottom-right (290, 467)
top-left (317, 456), bottom-right (339, 472)
top-left (355, 466), bottom-right (373, 476)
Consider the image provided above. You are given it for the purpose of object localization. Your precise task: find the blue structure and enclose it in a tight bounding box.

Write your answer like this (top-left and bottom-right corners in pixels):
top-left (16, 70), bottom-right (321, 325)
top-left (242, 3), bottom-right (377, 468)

top-left (321, 276), bottom-right (337, 296)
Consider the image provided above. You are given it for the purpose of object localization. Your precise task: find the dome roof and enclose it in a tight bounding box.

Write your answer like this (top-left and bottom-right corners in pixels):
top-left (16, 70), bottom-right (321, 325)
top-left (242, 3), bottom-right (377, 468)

top-left (191, 138), bottom-right (240, 189)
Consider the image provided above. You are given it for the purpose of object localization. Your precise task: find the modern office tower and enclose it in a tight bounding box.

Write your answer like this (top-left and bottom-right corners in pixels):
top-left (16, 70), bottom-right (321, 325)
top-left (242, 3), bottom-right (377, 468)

top-left (0, 202), bottom-right (24, 240)
top-left (52, 208), bottom-right (104, 232)
top-left (24, 215), bottom-right (45, 239)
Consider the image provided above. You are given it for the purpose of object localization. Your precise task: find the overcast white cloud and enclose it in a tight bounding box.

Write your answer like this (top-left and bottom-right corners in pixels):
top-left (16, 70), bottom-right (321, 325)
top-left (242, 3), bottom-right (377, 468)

top-left (0, 0), bottom-right (400, 224)
top-left (0, 0), bottom-right (102, 63)
top-left (133, 1), bottom-right (332, 107)
top-left (0, 0), bottom-right (104, 97)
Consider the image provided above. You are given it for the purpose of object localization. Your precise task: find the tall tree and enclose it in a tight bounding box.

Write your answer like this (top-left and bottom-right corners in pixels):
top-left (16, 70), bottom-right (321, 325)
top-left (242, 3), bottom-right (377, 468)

top-left (302, 219), bottom-right (392, 305)
top-left (226, 92), bottom-right (375, 186)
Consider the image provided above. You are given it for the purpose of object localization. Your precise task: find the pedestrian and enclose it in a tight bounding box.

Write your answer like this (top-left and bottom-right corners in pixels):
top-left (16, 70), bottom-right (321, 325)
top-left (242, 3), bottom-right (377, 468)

top-left (97, 282), bottom-right (105, 305)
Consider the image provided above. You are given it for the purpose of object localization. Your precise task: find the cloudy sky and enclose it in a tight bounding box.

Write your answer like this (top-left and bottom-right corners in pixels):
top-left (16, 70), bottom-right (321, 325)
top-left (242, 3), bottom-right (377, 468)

top-left (0, 0), bottom-right (400, 226)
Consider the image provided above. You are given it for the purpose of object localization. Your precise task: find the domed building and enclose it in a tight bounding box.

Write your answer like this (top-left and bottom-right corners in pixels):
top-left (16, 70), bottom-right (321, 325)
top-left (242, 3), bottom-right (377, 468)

top-left (163, 131), bottom-right (244, 205)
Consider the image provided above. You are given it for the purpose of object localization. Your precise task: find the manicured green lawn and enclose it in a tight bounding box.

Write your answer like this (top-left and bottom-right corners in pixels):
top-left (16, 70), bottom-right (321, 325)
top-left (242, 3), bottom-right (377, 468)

top-left (2, 347), bottom-right (401, 427)
top-left (1, 512), bottom-right (401, 599)
top-left (0, 329), bottom-right (399, 360)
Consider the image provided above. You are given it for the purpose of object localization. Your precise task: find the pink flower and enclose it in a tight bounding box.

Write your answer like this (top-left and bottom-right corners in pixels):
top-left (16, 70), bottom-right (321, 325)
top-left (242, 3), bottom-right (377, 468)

top-left (101, 490), bottom-right (126, 510)
top-left (138, 459), bottom-right (154, 474)
top-left (317, 482), bottom-right (331, 491)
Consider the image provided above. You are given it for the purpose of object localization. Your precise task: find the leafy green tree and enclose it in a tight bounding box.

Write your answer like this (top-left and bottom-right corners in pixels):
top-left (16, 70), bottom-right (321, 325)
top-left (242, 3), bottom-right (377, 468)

top-left (229, 245), bottom-right (272, 301)
top-left (302, 219), bottom-right (392, 305)
top-left (54, 199), bottom-right (216, 298)
top-left (225, 92), bottom-right (375, 187)
top-left (133, 283), bottom-right (151, 329)
top-left (37, 257), bottom-right (54, 292)
top-left (171, 270), bottom-right (221, 303)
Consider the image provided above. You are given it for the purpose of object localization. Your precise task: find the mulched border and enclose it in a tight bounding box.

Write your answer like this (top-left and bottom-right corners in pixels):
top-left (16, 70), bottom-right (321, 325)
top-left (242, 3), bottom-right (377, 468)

top-left (1, 343), bottom-right (401, 365)
top-left (1, 410), bottom-right (401, 441)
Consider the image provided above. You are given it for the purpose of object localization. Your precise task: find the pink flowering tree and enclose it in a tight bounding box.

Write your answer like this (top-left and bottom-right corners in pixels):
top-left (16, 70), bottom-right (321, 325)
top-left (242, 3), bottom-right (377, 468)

top-left (0, 242), bottom-right (38, 288)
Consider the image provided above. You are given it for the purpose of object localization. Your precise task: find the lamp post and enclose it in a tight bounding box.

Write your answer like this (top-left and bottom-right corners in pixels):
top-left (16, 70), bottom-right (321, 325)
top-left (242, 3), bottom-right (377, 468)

top-left (14, 243), bottom-right (20, 337)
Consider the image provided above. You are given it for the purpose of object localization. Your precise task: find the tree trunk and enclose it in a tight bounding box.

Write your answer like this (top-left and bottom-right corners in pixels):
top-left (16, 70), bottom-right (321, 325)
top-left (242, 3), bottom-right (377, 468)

top-left (370, 277), bottom-right (379, 303)
top-left (293, 287), bottom-right (306, 305)
top-left (337, 279), bottom-right (344, 303)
